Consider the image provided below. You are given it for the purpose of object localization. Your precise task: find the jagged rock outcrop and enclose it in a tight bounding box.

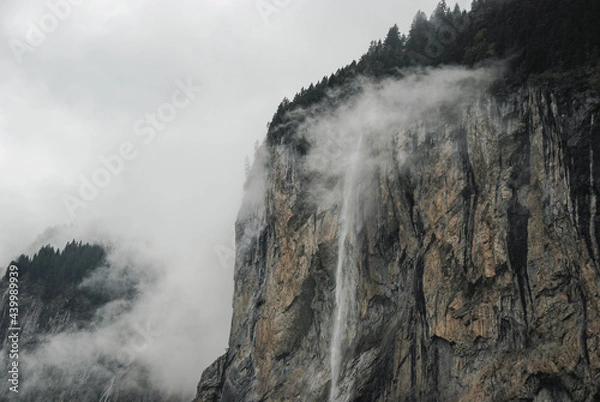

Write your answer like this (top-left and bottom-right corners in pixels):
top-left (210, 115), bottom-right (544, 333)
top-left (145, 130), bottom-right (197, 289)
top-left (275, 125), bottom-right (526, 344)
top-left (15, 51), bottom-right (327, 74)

top-left (194, 74), bottom-right (600, 402)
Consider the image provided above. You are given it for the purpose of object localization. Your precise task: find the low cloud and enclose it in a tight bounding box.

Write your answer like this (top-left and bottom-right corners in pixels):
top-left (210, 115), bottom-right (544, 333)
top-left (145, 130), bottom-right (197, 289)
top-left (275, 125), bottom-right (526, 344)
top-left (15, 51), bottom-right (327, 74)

top-left (290, 65), bottom-right (503, 207)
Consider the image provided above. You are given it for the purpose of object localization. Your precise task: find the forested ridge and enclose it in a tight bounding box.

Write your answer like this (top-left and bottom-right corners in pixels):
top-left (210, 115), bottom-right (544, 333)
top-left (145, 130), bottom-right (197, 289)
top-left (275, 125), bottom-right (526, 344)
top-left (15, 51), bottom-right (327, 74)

top-left (6, 241), bottom-right (106, 300)
top-left (267, 0), bottom-right (600, 145)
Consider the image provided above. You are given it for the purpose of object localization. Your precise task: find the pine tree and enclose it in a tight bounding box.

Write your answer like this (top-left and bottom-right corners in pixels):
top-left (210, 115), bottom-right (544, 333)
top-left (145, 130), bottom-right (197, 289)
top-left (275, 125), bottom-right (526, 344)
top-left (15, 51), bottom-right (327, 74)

top-left (383, 25), bottom-right (403, 51)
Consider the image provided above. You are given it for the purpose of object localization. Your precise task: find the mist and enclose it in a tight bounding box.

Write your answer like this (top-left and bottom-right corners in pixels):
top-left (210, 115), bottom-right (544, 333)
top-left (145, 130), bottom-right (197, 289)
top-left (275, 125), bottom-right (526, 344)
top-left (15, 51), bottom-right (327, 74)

top-left (290, 65), bottom-right (502, 209)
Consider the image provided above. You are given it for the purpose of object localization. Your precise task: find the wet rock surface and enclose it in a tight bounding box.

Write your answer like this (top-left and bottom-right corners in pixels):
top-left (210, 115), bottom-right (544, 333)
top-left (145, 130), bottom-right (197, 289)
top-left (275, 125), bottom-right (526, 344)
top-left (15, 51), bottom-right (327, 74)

top-left (195, 82), bottom-right (600, 402)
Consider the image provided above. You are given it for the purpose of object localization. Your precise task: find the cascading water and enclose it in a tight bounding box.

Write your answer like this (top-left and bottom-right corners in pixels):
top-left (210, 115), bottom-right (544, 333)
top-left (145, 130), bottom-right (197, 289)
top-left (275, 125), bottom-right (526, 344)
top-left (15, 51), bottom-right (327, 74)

top-left (329, 136), bottom-right (363, 402)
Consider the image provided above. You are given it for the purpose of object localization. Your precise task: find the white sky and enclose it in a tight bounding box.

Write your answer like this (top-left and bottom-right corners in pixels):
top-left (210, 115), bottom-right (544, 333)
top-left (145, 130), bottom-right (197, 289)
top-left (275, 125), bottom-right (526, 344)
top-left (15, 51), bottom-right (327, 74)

top-left (0, 0), bottom-right (472, 395)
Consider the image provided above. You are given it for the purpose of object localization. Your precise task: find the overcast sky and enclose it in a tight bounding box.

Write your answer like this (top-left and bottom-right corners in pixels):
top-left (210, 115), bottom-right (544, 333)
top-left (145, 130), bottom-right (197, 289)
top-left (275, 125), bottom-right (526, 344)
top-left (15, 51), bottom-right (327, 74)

top-left (0, 0), bottom-right (471, 395)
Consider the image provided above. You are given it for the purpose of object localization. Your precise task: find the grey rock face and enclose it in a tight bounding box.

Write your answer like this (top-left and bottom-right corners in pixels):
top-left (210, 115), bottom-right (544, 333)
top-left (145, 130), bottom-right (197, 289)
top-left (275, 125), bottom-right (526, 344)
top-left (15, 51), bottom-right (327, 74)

top-left (195, 80), bottom-right (600, 402)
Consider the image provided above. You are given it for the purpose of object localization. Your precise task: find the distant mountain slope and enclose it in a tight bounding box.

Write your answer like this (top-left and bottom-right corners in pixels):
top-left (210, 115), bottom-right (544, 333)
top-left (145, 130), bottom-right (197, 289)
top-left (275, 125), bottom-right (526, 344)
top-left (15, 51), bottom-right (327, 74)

top-left (0, 242), bottom-right (179, 402)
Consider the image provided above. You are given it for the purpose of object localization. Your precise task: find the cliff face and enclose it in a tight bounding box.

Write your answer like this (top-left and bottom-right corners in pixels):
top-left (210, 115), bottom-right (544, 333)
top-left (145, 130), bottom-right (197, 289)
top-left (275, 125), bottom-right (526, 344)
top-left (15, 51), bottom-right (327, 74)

top-left (195, 72), bottom-right (600, 401)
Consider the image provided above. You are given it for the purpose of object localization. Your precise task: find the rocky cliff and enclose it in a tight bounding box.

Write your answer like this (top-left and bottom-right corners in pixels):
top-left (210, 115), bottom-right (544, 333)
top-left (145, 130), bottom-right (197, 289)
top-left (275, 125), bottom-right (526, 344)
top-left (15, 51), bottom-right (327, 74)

top-left (194, 68), bottom-right (600, 402)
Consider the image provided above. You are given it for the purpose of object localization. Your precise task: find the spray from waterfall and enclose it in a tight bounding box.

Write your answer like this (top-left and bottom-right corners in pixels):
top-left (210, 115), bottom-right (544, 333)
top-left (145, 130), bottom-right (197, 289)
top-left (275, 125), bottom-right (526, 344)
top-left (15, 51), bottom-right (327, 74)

top-left (329, 135), bottom-right (363, 402)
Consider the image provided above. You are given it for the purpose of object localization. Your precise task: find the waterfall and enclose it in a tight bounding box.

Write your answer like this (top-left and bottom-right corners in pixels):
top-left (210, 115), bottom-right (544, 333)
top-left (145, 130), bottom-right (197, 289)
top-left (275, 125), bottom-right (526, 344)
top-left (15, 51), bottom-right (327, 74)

top-left (590, 114), bottom-right (599, 262)
top-left (329, 136), bottom-right (363, 402)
